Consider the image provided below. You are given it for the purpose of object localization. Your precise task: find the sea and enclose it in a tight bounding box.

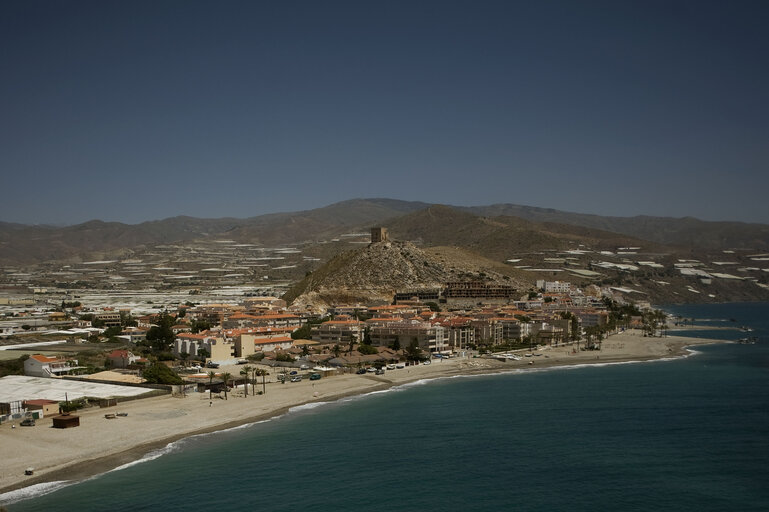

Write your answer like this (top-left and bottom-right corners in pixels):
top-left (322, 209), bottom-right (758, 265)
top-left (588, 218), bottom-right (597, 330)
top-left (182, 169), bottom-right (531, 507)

top-left (3, 302), bottom-right (768, 511)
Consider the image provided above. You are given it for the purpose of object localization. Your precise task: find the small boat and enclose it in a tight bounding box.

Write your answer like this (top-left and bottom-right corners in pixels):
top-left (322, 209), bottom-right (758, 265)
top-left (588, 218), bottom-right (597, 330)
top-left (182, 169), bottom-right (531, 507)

top-left (25, 468), bottom-right (34, 476)
top-left (104, 413), bottom-right (116, 419)
top-left (116, 412), bottom-right (128, 417)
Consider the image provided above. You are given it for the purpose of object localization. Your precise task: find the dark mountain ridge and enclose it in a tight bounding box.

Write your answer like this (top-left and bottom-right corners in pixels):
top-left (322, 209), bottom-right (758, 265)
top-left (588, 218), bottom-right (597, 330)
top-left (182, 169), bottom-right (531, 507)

top-left (1, 198), bottom-right (767, 264)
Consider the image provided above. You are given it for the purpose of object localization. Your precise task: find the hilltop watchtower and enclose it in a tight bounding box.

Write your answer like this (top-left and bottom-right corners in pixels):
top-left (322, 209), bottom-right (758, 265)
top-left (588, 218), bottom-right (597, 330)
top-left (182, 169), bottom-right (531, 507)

top-left (371, 227), bottom-right (389, 243)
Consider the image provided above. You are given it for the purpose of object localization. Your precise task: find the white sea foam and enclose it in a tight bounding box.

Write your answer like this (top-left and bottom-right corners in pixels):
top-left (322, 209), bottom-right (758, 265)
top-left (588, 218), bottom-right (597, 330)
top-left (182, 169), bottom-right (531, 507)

top-left (107, 442), bottom-right (183, 473)
top-left (288, 401), bottom-right (331, 413)
top-left (0, 480), bottom-right (72, 506)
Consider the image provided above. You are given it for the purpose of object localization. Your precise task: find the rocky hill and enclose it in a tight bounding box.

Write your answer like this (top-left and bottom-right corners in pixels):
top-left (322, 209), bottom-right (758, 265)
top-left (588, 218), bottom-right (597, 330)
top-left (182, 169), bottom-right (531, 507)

top-left (283, 240), bottom-right (530, 310)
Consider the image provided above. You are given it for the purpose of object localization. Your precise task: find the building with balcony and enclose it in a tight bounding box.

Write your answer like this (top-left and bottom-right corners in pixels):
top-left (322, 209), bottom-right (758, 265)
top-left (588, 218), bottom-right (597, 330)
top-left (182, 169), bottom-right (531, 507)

top-left (24, 354), bottom-right (83, 378)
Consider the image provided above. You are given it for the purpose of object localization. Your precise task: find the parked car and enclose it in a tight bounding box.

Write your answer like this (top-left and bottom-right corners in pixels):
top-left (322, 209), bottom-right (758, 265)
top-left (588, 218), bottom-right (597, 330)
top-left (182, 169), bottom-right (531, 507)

top-left (20, 418), bottom-right (36, 427)
top-left (356, 368), bottom-right (367, 375)
top-left (289, 370), bottom-right (298, 375)
top-left (375, 369), bottom-right (385, 375)
top-left (290, 375), bottom-right (302, 382)
top-left (386, 364), bottom-right (396, 370)
top-left (309, 373), bottom-right (321, 381)
top-left (206, 362), bottom-right (220, 368)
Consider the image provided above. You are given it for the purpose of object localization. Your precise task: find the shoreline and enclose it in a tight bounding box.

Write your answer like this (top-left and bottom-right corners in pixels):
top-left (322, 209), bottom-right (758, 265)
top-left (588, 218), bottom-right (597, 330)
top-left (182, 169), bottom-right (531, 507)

top-left (0, 330), bottom-right (725, 502)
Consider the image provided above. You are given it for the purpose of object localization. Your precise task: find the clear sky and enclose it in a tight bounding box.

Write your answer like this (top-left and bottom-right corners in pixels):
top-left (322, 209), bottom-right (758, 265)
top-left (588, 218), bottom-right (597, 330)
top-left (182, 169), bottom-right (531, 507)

top-left (1, 0), bottom-right (767, 225)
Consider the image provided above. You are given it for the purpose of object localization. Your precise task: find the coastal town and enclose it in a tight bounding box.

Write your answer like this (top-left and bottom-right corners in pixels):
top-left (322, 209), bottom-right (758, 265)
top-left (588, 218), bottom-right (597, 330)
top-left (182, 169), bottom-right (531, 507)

top-left (3, 1), bottom-right (768, 507)
top-left (0, 228), bottom-right (739, 496)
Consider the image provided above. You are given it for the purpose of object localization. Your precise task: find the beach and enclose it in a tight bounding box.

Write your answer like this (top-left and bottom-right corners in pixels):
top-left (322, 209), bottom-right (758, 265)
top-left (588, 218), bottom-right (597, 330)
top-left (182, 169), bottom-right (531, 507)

top-left (0, 330), bottom-right (721, 496)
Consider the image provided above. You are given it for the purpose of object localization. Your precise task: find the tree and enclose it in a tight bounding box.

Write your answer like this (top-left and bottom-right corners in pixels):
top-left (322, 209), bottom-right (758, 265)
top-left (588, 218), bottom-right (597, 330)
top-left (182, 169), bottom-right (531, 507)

top-left (583, 326), bottom-right (594, 349)
top-left (103, 325), bottom-right (122, 339)
top-left (405, 339), bottom-right (424, 362)
top-left (190, 320), bottom-right (212, 334)
top-left (207, 371), bottom-right (217, 400)
top-left (240, 366), bottom-right (252, 397)
top-left (220, 372), bottom-right (232, 400)
top-left (390, 336), bottom-right (401, 351)
top-left (120, 311), bottom-right (137, 327)
top-left (255, 368), bottom-right (267, 394)
top-left (425, 302), bottom-right (441, 312)
top-left (358, 343), bottom-right (378, 355)
top-left (332, 344), bottom-right (341, 357)
top-left (291, 324), bottom-right (312, 340)
top-left (197, 347), bottom-right (210, 360)
top-left (291, 316), bottom-right (330, 340)
top-left (250, 367), bottom-right (258, 395)
top-left (145, 312), bottom-right (175, 352)
top-left (143, 362), bottom-right (183, 385)
top-left (275, 352), bottom-right (294, 362)
top-left (180, 352), bottom-right (189, 367)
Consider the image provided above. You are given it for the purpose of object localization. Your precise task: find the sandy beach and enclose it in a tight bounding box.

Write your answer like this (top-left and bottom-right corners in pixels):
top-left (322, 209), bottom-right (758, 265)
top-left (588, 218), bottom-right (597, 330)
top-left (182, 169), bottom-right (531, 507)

top-left (0, 330), bottom-right (723, 497)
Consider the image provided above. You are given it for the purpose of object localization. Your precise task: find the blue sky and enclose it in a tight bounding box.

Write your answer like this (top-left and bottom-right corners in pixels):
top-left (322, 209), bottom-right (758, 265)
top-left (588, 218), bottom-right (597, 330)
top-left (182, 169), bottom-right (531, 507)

top-left (1, 1), bottom-right (767, 225)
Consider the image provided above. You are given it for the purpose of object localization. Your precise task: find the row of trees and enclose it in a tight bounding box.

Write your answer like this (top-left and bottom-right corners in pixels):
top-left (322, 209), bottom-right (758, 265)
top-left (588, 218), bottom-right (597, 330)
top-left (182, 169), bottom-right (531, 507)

top-left (206, 366), bottom-right (268, 400)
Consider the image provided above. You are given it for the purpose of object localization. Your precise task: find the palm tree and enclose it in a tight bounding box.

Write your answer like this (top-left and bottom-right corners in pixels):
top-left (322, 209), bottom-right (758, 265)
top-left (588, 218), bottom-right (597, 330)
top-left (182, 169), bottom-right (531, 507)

top-left (240, 366), bottom-right (252, 397)
top-left (255, 368), bottom-right (267, 395)
top-left (220, 372), bottom-right (232, 400)
top-left (207, 371), bottom-right (217, 400)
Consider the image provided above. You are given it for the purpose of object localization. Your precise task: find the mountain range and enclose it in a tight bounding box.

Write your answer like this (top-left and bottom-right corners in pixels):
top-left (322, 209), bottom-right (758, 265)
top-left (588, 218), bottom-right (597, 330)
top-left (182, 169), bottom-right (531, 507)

top-left (1, 198), bottom-right (768, 264)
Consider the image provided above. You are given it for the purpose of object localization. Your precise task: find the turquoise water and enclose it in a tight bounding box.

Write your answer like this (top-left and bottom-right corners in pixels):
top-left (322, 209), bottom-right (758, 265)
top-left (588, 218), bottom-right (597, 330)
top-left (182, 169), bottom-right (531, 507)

top-left (4, 303), bottom-right (769, 511)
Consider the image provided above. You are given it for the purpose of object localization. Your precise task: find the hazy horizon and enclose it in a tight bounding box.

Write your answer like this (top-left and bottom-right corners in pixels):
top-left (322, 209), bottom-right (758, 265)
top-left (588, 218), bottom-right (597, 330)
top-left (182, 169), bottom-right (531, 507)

top-left (3, 197), bottom-right (768, 228)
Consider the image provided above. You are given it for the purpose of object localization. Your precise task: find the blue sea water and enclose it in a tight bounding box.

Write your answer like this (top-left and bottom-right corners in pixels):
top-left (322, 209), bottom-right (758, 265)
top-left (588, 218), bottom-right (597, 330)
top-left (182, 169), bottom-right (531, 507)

top-left (4, 303), bottom-right (769, 511)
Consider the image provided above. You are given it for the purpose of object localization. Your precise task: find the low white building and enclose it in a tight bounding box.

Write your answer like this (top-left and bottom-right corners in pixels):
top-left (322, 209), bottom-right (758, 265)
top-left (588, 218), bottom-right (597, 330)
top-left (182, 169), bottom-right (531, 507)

top-left (24, 354), bottom-right (83, 378)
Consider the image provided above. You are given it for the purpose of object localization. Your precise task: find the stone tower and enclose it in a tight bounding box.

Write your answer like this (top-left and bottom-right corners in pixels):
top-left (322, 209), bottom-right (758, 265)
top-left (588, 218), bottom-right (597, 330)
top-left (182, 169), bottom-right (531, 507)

top-left (371, 227), bottom-right (389, 243)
